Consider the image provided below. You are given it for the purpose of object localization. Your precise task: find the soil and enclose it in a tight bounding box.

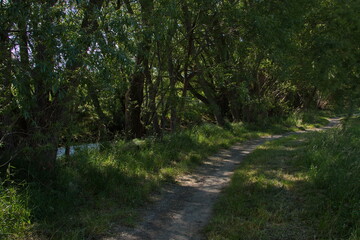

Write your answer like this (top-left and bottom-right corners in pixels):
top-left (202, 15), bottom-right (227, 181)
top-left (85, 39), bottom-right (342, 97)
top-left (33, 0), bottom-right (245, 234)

top-left (102, 118), bottom-right (341, 240)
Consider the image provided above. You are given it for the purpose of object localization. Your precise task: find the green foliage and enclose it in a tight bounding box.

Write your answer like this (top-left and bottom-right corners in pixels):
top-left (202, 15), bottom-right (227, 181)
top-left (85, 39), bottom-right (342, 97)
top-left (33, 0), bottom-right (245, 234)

top-left (0, 180), bottom-right (31, 240)
top-left (2, 0), bottom-right (360, 176)
top-left (1, 0), bottom-right (360, 237)
top-left (297, 0), bottom-right (360, 110)
top-left (304, 118), bottom-right (360, 238)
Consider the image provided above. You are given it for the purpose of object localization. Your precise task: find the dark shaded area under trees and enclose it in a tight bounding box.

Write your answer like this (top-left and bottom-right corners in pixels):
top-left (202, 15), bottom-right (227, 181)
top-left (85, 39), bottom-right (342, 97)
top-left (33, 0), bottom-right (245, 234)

top-left (1, 0), bottom-right (359, 179)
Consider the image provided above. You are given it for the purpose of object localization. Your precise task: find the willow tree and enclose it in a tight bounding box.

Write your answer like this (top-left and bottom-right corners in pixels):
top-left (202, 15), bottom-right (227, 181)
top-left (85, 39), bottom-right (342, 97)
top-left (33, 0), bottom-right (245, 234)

top-left (0, 0), bottom-right (108, 176)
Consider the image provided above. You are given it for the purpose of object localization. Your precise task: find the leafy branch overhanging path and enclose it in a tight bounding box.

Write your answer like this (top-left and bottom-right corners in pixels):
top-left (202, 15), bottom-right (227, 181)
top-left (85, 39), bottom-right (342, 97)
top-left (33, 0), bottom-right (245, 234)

top-left (103, 118), bottom-right (341, 240)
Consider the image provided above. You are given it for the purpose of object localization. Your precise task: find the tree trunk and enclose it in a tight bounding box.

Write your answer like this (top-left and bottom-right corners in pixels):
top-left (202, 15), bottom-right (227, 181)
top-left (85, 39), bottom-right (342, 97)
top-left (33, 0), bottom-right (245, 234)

top-left (125, 67), bottom-right (145, 139)
top-left (29, 1), bottom-right (59, 172)
top-left (0, 27), bottom-right (16, 154)
top-left (125, 0), bottom-right (154, 139)
top-left (167, 52), bottom-right (178, 131)
top-left (179, 3), bottom-right (195, 110)
top-left (87, 81), bottom-right (110, 136)
top-left (147, 44), bottom-right (162, 136)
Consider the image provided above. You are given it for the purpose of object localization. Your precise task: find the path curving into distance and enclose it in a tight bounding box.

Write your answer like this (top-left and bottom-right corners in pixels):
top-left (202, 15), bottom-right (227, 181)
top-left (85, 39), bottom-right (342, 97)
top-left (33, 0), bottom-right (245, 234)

top-left (102, 117), bottom-right (341, 240)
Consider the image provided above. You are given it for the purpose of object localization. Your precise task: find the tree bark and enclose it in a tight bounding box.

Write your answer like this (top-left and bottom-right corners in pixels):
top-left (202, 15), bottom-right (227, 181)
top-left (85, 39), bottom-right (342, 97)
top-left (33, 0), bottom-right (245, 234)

top-left (125, 62), bottom-right (146, 139)
top-left (167, 51), bottom-right (178, 131)
top-left (125, 0), bottom-right (154, 139)
top-left (0, 26), bottom-right (15, 153)
top-left (146, 42), bottom-right (162, 136)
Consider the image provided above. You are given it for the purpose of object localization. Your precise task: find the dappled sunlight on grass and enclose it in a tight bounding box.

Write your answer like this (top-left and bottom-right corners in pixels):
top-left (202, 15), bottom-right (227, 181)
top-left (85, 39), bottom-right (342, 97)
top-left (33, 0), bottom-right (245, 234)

top-left (206, 118), bottom-right (360, 240)
top-left (205, 136), bottom-right (320, 240)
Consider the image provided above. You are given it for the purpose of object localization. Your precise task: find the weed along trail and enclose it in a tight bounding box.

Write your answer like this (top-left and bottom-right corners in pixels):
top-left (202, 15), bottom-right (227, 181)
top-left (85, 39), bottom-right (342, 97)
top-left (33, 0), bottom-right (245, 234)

top-left (103, 117), bottom-right (341, 240)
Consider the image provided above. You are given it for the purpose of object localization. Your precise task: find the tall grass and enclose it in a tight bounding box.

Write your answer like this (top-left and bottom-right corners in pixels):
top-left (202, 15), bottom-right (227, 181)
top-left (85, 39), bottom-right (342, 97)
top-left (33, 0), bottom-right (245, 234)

top-left (304, 118), bottom-right (360, 239)
top-left (0, 179), bottom-right (31, 240)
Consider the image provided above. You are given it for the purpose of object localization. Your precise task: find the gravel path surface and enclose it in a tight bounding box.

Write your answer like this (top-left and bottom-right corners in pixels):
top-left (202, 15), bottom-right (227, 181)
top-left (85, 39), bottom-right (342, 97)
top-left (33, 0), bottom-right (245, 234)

top-left (102, 117), bottom-right (341, 240)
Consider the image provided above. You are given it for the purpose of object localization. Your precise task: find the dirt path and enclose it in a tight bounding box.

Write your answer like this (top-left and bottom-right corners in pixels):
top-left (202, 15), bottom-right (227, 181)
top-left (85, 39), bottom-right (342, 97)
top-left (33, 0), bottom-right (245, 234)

top-left (103, 118), bottom-right (341, 240)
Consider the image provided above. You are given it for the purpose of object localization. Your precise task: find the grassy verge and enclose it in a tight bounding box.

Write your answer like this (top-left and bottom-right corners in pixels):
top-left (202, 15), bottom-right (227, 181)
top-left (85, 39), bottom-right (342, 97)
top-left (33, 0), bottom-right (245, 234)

top-left (204, 117), bottom-right (360, 240)
top-left (1, 111), bottom-right (331, 240)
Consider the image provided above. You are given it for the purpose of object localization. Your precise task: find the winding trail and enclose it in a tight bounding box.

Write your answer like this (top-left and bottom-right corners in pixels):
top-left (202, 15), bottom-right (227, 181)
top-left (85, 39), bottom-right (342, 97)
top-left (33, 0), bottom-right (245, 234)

top-left (103, 117), bottom-right (341, 240)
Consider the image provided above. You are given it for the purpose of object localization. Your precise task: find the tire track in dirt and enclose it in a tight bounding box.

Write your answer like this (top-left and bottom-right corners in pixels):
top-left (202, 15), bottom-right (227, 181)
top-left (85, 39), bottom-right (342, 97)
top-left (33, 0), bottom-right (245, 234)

top-left (102, 117), bottom-right (341, 240)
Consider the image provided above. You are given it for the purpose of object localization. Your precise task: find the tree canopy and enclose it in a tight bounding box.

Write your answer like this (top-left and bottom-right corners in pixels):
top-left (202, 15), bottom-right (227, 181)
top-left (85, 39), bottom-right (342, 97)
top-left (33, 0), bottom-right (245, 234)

top-left (1, 0), bottom-right (359, 175)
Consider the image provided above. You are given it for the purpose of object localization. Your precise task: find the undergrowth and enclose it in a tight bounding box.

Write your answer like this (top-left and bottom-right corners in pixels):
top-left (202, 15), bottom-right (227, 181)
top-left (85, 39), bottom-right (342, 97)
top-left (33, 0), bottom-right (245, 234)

top-left (0, 178), bottom-right (31, 240)
top-left (0, 111), bottom-right (331, 239)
